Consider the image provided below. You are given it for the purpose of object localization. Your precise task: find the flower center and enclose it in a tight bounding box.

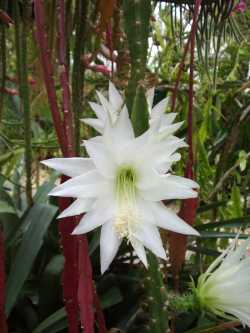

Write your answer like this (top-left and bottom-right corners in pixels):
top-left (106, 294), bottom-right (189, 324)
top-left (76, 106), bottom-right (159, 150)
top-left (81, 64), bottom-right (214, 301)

top-left (114, 165), bottom-right (139, 240)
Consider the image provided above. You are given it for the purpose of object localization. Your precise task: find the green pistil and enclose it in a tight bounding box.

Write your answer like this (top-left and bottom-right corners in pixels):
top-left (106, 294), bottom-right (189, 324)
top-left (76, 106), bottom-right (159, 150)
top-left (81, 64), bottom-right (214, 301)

top-left (115, 165), bottom-right (137, 202)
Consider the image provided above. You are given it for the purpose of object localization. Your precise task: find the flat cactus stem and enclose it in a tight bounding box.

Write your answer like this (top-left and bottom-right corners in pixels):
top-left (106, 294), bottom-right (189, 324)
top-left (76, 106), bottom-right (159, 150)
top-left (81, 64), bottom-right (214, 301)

top-left (131, 85), bottom-right (149, 137)
top-left (122, 0), bottom-right (151, 114)
top-left (143, 253), bottom-right (169, 333)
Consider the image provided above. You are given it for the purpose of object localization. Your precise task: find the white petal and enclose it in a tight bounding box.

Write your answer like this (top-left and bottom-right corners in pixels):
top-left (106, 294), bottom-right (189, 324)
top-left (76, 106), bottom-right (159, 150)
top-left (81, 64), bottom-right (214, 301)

top-left (58, 198), bottom-right (94, 218)
top-left (135, 224), bottom-right (167, 260)
top-left (130, 237), bottom-right (148, 268)
top-left (146, 87), bottom-right (155, 111)
top-left (84, 140), bottom-right (116, 177)
top-left (109, 81), bottom-right (123, 108)
top-left (161, 113), bottom-right (178, 125)
top-left (100, 221), bottom-right (122, 274)
top-left (220, 238), bottom-right (250, 270)
top-left (48, 170), bottom-right (108, 198)
top-left (226, 308), bottom-right (250, 327)
top-left (152, 202), bottom-right (199, 236)
top-left (72, 202), bottom-right (114, 235)
top-left (89, 101), bottom-right (106, 121)
top-left (97, 90), bottom-right (117, 124)
top-left (82, 118), bottom-right (104, 133)
top-left (103, 106), bottom-right (134, 148)
top-left (41, 158), bottom-right (95, 178)
top-left (140, 174), bottom-right (198, 201)
top-left (159, 121), bottom-right (183, 135)
top-left (166, 175), bottom-right (200, 189)
top-left (151, 97), bottom-right (168, 120)
top-left (96, 91), bottom-right (111, 112)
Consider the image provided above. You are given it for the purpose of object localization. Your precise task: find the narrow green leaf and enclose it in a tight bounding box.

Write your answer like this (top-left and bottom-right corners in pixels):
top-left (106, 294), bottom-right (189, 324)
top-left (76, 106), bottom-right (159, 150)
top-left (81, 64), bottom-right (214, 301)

top-left (32, 307), bottom-right (67, 333)
top-left (5, 203), bottom-right (58, 315)
top-left (196, 216), bottom-right (250, 231)
top-left (200, 231), bottom-right (247, 239)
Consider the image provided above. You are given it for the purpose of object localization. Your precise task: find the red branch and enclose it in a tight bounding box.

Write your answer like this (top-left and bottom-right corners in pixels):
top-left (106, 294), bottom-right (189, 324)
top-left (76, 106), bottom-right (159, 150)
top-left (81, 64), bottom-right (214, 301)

top-left (0, 232), bottom-right (7, 333)
top-left (0, 87), bottom-right (18, 96)
top-left (0, 10), bottom-right (14, 26)
top-left (34, 1), bottom-right (102, 332)
top-left (171, 32), bottom-right (192, 113)
top-left (78, 236), bottom-right (94, 333)
top-left (34, 0), bottom-right (67, 156)
top-left (58, 197), bottom-right (79, 333)
top-left (57, 0), bottom-right (74, 157)
top-left (93, 287), bottom-right (107, 333)
top-left (169, 0), bottom-right (201, 290)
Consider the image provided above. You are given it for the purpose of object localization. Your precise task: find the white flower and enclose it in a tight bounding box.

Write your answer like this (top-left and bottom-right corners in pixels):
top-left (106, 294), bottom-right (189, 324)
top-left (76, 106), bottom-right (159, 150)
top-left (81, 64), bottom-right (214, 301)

top-left (42, 85), bottom-right (199, 274)
top-left (194, 237), bottom-right (250, 327)
top-left (83, 82), bottom-right (183, 142)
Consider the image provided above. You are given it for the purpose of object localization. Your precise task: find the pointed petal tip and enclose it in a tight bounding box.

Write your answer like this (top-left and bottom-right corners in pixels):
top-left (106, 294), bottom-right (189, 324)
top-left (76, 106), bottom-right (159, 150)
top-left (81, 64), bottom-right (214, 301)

top-left (71, 227), bottom-right (81, 236)
top-left (57, 210), bottom-right (76, 219)
top-left (40, 159), bottom-right (52, 167)
top-left (190, 229), bottom-right (200, 237)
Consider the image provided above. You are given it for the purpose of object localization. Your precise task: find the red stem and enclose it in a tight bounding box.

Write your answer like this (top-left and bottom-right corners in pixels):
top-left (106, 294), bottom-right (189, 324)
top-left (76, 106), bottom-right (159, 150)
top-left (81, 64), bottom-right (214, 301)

top-left (34, 2), bottom-right (100, 332)
top-left (57, 0), bottom-right (74, 157)
top-left (93, 288), bottom-right (107, 333)
top-left (168, 0), bottom-right (201, 294)
top-left (171, 0), bottom-right (201, 112)
top-left (0, 231), bottom-right (7, 333)
top-left (78, 236), bottom-right (94, 333)
top-left (0, 10), bottom-right (14, 26)
top-left (171, 33), bottom-right (192, 112)
top-left (58, 197), bottom-right (79, 333)
top-left (34, 0), bottom-right (67, 156)
top-left (188, 0), bottom-right (201, 164)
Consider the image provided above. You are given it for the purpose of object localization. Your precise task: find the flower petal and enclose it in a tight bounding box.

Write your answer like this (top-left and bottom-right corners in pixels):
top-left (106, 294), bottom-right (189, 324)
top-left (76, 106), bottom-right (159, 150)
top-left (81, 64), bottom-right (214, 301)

top-left (97, 91), bottom-right (117, 123)
top-left (130, 237), bottom-right (148, 268)
top-left (89, 101), bottom-right (106, 121)
top-left (82, 118), bottom-right (104, 133)
top-left (135, 224), bottom-right (167, 260)
top-left (103, 106), bottom-right (134, 147)
top-left (166, 175), bottom-right (200, 189)
top-left (41, 157), bottom-right (95, 178)
top-left (151, 97), bottom-right (168, 120)
top-left (100, 221), bottom-right (122, 274)
top-left (48, 170), bottom-right (108, 198)
top-left (146, 87), bottom-right (155, 111)
top-left (84, 140), bottom-right (116, 177)
top-left (58, 198), bottom-right (94, 218)
top-left (152, 202), bottom-right (199, 236)
top-left (72, 199), bottom-right (115, 235)
top-left (220, 237), bottom-right (250, 270)
top-left (109, 81), bottom-right (123, 108)
top-left (140, 174), bottom-right (198, 201)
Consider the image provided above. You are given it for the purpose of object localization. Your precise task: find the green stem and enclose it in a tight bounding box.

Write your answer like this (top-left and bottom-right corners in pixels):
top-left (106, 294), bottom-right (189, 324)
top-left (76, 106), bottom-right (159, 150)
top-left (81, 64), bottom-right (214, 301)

top-left (13, 0), bottom-right (33, 206)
